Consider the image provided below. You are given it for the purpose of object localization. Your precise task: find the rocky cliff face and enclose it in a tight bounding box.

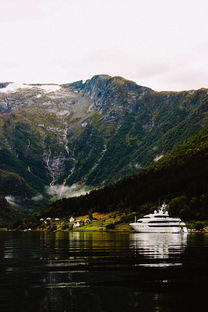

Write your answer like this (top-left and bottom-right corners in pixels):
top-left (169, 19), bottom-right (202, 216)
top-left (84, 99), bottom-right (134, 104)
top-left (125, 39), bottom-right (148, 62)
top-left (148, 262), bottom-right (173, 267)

top-left (0, 76), bottom-right (208, 219)
top-left (84, 75), bottom-right (150, 115)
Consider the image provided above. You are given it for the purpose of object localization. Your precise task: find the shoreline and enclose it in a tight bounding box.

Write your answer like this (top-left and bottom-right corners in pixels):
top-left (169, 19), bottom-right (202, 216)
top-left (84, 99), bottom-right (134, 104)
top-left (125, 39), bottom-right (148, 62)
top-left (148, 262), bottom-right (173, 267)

top-left (2, 229), bottom-right (208, 233)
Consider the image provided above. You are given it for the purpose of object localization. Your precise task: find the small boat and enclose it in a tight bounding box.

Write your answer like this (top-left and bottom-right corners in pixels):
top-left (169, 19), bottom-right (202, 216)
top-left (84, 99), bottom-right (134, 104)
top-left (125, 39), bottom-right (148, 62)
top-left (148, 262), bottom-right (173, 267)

top-left (129, 203), bottom-right (188, 233)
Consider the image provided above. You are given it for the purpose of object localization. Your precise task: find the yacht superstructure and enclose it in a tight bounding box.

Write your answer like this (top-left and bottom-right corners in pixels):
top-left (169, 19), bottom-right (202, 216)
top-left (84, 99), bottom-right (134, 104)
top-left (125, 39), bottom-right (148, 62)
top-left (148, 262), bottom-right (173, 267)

top-left (129, 203), bottom-right (188, 233)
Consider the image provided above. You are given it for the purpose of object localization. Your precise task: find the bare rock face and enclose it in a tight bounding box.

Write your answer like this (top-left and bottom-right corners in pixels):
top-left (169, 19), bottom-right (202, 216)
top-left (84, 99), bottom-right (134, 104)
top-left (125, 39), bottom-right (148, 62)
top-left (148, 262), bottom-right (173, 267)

top-left (83, 75), bottom-right (150, 115)
top-left (0, 75), bottom-right (208, 222)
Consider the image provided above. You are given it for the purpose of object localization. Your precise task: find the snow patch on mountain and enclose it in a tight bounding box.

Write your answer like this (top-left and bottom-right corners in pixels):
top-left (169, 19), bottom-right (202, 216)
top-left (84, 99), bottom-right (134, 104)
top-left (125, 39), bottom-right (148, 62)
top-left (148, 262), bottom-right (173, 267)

top-left (0, 82), bottom-right (61, 93)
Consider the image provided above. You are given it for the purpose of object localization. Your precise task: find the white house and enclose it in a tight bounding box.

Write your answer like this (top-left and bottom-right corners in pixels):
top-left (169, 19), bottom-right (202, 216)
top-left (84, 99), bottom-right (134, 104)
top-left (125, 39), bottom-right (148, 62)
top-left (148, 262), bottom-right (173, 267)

top-left (73, 221), bottom-right (82, 228)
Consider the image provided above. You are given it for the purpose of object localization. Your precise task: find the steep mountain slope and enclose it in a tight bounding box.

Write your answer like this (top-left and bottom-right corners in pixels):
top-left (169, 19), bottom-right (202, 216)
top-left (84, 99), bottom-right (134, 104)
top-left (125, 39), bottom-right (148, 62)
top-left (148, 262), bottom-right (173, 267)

top-left (33, 125), bottom-right (208, 223)
top-left (0, 75), bottom-right (208, 216)
top-left (0, 194), bottom-right (21, 227)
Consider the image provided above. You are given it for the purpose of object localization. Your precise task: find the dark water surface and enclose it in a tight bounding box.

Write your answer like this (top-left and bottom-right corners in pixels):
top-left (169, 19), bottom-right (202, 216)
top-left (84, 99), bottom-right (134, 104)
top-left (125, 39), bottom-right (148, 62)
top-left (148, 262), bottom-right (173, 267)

top-left (0, 231), bottom-right (207, 312)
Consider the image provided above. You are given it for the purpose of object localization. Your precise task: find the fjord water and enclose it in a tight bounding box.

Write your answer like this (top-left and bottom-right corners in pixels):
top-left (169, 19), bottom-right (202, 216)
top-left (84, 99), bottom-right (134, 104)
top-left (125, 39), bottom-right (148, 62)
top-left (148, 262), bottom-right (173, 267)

top-left (0, 232), bottom-right (207, 312)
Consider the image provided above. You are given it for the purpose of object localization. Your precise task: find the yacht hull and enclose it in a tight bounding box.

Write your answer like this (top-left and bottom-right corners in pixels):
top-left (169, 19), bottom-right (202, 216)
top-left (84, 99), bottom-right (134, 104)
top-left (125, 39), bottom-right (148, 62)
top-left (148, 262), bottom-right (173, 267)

top-left (129, 223), bottom-right (187, 233)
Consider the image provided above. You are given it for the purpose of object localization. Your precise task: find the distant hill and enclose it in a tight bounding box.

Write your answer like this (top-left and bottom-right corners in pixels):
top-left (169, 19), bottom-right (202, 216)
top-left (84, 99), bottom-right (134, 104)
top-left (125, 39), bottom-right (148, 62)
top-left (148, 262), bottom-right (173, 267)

top-left (34, 126), bottom-right (208, 223)
top-left (0, 75), bottom-right (208, 223)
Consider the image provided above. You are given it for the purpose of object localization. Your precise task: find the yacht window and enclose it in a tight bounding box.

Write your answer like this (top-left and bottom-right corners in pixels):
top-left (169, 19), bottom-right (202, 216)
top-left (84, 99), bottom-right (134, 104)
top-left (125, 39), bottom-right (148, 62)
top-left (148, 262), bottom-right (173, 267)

top-left (148, 225), bottom-right (180, 227)
top-left (148, 220), bottom-right (180, 223)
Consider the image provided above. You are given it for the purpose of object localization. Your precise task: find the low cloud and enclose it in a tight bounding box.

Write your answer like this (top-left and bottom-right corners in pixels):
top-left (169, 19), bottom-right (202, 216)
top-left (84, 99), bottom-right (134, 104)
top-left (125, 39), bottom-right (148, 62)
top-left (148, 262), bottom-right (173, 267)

top-left (46, 183), bottom-right (89, 199)
top-left (5, 195), bottom-right (19, 207)
top-left (31, 194), bottom-right (44, 201)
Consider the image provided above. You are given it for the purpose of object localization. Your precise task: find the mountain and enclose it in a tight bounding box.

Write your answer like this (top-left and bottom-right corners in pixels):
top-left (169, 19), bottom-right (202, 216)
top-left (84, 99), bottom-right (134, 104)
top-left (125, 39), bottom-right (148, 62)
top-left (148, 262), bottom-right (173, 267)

top-left (29, 125), bottom-right (208, 226)
top-left (0, 75), bottom-right (208, 219)
top-left (0, 193), bottom-right (21, 227)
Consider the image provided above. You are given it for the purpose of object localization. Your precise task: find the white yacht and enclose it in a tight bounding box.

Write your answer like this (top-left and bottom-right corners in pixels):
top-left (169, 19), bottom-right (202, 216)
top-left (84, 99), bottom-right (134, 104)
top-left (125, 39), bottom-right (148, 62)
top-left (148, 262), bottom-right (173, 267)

top-left (129, 203), bottom-right (188, 233)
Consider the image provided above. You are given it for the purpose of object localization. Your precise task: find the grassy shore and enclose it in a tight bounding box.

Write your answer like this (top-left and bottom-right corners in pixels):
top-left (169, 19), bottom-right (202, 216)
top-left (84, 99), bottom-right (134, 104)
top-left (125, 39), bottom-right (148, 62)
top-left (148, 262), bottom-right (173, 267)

top-left (13, 211), bottom-right (208, 233)
top-left (15, 211), bottom-right (135, 232)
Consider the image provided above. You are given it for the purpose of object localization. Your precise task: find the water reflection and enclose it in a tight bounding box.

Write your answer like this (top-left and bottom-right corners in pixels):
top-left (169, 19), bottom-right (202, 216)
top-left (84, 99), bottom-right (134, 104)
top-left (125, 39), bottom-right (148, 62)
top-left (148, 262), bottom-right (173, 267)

top-left (1, 231), bottom-right (207, 312)
top-left (130, 233), bottom-right (187, 267)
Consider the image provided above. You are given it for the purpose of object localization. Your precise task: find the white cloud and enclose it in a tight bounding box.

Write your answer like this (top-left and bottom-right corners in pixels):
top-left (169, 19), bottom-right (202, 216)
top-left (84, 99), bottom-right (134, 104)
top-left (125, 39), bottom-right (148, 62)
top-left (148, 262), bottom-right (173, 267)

top-left (31, 194), bottom-right (44, 201)
top-left (47, 183), bottom-right (89, 199)
top-left (0, 0), bottom-right (208, 90)
top-left (5, 195), bottom-right (19, 206)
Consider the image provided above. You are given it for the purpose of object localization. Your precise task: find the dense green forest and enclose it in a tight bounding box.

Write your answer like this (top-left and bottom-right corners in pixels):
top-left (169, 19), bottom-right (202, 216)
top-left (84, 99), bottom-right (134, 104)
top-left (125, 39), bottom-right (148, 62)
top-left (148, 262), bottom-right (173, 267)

top-left (18, 125), bottom-right (208, 228)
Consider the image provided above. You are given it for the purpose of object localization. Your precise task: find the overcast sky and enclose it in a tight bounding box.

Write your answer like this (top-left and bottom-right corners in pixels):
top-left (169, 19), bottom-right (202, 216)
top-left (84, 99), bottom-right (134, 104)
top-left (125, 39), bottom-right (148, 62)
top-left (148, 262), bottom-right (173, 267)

top-left (0, 0), bottom-right (208, 91)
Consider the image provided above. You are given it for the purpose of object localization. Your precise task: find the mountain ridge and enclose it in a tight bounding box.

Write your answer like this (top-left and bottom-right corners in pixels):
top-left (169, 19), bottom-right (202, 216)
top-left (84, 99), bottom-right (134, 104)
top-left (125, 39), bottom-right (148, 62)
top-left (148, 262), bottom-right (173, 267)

top-left (0, 74), bottom-right (208, 224)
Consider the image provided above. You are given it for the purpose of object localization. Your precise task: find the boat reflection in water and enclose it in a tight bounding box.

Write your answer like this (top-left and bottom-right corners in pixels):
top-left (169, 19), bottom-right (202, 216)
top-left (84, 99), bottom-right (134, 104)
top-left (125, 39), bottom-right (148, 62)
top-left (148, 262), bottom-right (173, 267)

top-left (130, 233), bottom-right (187, 267)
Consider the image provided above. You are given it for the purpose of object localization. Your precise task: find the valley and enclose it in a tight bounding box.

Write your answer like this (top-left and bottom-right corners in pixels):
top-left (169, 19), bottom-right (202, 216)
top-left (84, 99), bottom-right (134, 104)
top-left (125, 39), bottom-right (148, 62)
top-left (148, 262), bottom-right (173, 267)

top-left (0, 75), bottom-right (208, 226)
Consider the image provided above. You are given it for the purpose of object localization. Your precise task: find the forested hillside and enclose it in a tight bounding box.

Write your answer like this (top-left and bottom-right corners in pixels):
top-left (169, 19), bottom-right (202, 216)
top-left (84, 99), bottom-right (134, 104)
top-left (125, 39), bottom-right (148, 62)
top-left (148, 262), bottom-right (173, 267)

top-left (0, 194), bottom-right (21, 227)
top-left (23, 125), bottom-right (208, 227)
